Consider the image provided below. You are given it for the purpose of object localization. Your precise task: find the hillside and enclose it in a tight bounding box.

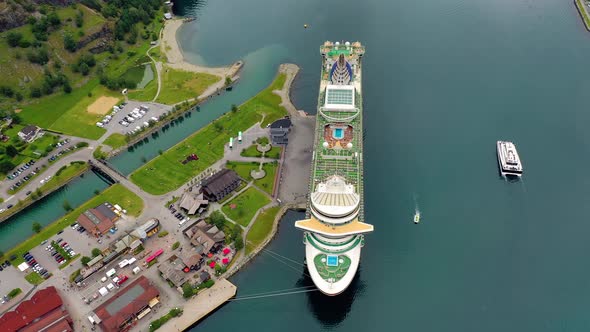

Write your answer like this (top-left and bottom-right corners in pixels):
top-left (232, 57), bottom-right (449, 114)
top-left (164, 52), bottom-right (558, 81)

top-left (0, 0), bottom-right (164, 139)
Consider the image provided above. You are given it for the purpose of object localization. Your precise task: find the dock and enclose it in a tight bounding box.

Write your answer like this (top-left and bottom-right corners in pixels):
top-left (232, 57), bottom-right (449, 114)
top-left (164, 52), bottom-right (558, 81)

top-left (162, 278), bottom-right (237, 331)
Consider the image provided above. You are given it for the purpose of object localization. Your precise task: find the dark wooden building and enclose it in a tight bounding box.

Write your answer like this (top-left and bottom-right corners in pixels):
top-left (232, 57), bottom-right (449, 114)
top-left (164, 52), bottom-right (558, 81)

top-left (199, 169), bottom-right (241, 202)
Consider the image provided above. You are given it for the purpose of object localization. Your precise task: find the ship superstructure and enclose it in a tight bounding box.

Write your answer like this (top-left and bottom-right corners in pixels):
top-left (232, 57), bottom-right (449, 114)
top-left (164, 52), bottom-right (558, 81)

top-left (295, 41), bottom-right (373, 296)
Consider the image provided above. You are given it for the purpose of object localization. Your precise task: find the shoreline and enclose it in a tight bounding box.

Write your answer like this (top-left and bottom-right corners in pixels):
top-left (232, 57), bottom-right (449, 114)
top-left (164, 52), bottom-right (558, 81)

top-left (575, 0), bottom-right (590, 32)
top-left (161, 19), bottom-right (243, 80)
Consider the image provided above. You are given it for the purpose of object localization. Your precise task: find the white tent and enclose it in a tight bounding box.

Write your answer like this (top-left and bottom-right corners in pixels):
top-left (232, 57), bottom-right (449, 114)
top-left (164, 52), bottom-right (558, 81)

top-left (99, 287), bottom-right (108, 296)
top-left (17, 262), bottom-right (29, 272)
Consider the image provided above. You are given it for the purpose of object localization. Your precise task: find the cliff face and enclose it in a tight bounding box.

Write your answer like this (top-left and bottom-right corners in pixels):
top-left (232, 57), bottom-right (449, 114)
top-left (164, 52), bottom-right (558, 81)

top-left (0, 0), bottom-right (77, 32)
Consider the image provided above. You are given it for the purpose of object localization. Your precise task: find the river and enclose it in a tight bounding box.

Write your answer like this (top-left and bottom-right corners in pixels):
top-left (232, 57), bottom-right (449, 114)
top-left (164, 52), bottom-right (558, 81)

top-left (2, 0), bottom-right (590, 330)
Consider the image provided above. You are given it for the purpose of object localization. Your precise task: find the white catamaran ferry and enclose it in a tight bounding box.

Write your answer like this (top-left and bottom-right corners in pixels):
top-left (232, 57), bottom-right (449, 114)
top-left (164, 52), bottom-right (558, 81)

top-left (295, 41), bottom-right (373, 296)
top-left (496, 140), bottom-right (523, 177)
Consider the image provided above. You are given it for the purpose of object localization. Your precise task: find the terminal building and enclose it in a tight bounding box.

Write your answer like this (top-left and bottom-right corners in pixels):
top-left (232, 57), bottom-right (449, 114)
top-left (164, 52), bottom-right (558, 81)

top-left (0, 286), bottom-right (74, 332)
top-left (91, 276), bottom-right (160, 332)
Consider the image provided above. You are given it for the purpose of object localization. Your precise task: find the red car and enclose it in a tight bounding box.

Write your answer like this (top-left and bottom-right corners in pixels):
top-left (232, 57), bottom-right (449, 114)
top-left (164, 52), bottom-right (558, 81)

top-left (116, 275), bottom-right (128, 285)
top-left (60, 242), bottom-right (68, 247)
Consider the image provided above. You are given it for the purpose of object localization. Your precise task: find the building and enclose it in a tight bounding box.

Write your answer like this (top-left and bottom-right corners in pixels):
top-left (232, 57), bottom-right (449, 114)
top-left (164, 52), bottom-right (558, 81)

top-left (17, 125), bottom-right (42, 143)
top-left (183, 220), bottom-right (226, 254)
top-left (180, 251), bottom-right (203, 270)
top-left (270, 118), bottom-right (292, 145)
top-left (199, 169), bottom-right (241, 202)
top-left (77, 203), bottom-right (119, 237)
top-left (130, 218), bottom-right (160, 239)
top-left (157, 255), bottom-right (188, 288)
top-left (178, 192), bottom-right (208, 215)
top-left (93, 276), bottom-right (160, 332)
top-left (198, 271), bottom-right (211, 283)
top-left (0, 286), bottom-right (73, 332)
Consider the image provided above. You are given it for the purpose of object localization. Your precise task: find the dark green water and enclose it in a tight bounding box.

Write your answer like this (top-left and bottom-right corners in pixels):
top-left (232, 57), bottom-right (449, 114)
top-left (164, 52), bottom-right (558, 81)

top-left (172, 0), bottom-right (590, 330)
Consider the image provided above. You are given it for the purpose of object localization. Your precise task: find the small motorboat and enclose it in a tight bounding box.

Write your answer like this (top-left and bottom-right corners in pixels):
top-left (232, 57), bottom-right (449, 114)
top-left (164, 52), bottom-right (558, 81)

top-left (414, 211), bottom-right (420, 224)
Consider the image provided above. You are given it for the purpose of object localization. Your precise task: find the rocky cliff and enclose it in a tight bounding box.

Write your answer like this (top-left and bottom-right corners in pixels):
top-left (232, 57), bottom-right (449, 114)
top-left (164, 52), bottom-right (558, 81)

top-left (0, 0), bottom-right (77, 32)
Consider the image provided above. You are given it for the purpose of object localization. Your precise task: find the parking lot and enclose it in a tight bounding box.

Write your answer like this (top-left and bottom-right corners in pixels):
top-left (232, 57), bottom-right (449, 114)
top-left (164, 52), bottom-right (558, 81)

top-left (96, 100), bottom-right (172, 137)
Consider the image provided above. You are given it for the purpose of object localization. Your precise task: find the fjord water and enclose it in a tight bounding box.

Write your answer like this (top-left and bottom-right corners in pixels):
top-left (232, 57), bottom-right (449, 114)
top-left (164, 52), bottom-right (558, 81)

top-left (174, 0), bottom-right (590, 330)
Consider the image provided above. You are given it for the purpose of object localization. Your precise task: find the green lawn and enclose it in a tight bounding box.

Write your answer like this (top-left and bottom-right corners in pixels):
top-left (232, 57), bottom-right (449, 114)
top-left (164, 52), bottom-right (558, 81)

top-left (266, 146), bottom-right (282, 159)
top-left (240, 145), bottom-right (262, 158)
top-left (246, 206), bottom-right (281, 254)
top-left (5, 183), bottom-right (143, 267)
top-left (255, 162), bottom-right (278, 195)
top-left (221, 187), bottom-right (270, 227)
top-left (25, 271), bottom-right (45, 285)
top-left (156, 66), bottom-right (219, 104)
top-left (130, 73), bottom-right (288, 194)
top-left (226, 161), bottom-right (259, 180)
top-left (225, 161), bottom-right (278, 195)
top-left (103, 133), bottom-right (128, 149)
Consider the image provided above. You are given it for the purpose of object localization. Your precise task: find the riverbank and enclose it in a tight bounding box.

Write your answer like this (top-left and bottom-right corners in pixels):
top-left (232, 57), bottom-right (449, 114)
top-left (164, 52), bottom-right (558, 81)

top-left (0, 162), bottom-right (90, 222)
top-left (575, 0), bottom-right (590, 31)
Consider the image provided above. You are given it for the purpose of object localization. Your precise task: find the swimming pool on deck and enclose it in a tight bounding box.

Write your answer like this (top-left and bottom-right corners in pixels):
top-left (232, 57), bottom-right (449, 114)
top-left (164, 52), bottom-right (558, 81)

top-left (327, 255), bottom-right (339, 267)
top-left (333, 128), bottom-right (344, 139)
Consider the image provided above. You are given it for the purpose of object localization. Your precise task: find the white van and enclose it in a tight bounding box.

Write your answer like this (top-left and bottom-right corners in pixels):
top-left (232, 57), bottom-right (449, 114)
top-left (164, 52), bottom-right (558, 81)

top-left (132, 266), bottom-right (141, 274)
top-left (106, 268), bottom-right (116, 278)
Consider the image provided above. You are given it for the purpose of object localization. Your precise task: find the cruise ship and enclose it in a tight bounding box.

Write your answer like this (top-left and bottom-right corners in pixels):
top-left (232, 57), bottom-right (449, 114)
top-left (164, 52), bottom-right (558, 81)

top-left (295, 41), bottom-right (374, 296)
top-left (496, 141), bottom-right (523, 177)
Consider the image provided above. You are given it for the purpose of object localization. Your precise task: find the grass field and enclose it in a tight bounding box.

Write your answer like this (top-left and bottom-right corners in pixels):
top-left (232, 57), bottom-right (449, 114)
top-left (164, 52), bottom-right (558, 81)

top-left (221, 187), bottom-right (270, 227)
top-left (25, 271), bottom-right (45, 285)
top-left (246, 206), bottom-right (281, 254)
top-left (240, 144), bottom-right (281, 159)
top-left (5, 183), bottom-right (143, 267)
top-left (156, 67), bottom-right (219, 104)
top-left (256, 162), bottom-right (278, 195)
top-left (103, 133), bottom-right (128, 149)
top-left (130, 73), bottom-right (288, 194)
top-left (226, 161), bottom-right (278, 195)
top-left (20, 81), bottom-right (120, 139)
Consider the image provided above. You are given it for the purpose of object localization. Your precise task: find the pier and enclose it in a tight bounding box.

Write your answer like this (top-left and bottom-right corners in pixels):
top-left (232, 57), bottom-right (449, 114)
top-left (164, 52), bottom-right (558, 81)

top-left (162, 279), bottom-right (237, 331)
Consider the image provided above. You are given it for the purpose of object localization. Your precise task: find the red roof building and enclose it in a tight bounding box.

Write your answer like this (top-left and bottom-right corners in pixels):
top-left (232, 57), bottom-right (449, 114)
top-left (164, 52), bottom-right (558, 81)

top-left (0, 286), bottom-right (73, 332)
top-left (93, 276), bottom-right (160, 332)
top-left (76, 203), bottom-right (119, 237)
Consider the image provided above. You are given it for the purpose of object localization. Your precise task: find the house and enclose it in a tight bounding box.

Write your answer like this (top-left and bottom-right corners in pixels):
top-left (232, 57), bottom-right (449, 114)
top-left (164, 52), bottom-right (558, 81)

top-left (0, 286), bottom-right (74, 332)
top-left (183, 220), bottom-right (225, 254)
top-left (93, 276), bottom-right (160, 332)
top-left (178, 192), bottom-right (208, 215)
top-left (180, 251), bottom-right (203, 271)
top-left (157, 256), bottom-right (187, 288)
top-left (199, 169), bottom-right (241, 202)
top-left (77, 203), bottom-right (119, 237)
top-left (17, 125), bottom-right (42, 143)
top-left (270, 118), bottom-right (292, 145)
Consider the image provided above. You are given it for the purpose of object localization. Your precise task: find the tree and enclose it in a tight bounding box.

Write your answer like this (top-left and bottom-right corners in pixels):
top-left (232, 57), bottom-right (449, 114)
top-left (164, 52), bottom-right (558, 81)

top-left (231, 104), bottom-right (238, 113)
top-left (30, 87), bottom-right (42, 98)
top-left (182, 283), bottom-right (195, 298)
top-left (225, 76), bottom-right (232, 86)
top-left (0, 160), bottom-right (15, 173)
top-left (47, 11), bottom-right (61, 26)
top-left (79, 62), bottom-right (90, 75)
top-left (63, 34), bottom-right (76, 52)
top-left (6, 32), bottom-right (23, 47)
top-left (63, 82), bottom-right (72, 93)
top-left (81, 256), bottom-right (91, 266)
top-left (32, 222), bottom-right (42, 233)
top-left (62, 200), bottom-right (72, 211)
top-left (234, 236), bottom-right (244, 250)
top-left (209, 211), bottom-right (226, 229)
top-left (94, 189), bottom-right (100, 195)
top-left (75, 11), bottom-right (84, 28)
top-left (6, 145), bottom-right (17, 157)
top-left (91, 248), bottom-right (102, 257)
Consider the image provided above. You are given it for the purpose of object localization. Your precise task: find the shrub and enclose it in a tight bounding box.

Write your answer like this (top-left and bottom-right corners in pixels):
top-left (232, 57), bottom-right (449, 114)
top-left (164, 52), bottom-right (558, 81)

top-left (158, 231), bottom-right (169, 238)
top-left (32, 222), bottom-right (41, 233)
top-left (172, 242), bottom-right (180, 250)
top-left (81, 256), bottom-right (91, 266)
top-left (6, 32), bottom-right (22, 47)
top-left (76, 142), bottom-right (89, 148)
top-left (91, 248), bottom-right (102, 257)
top-left (7, 288), bottom-right (22, 299)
